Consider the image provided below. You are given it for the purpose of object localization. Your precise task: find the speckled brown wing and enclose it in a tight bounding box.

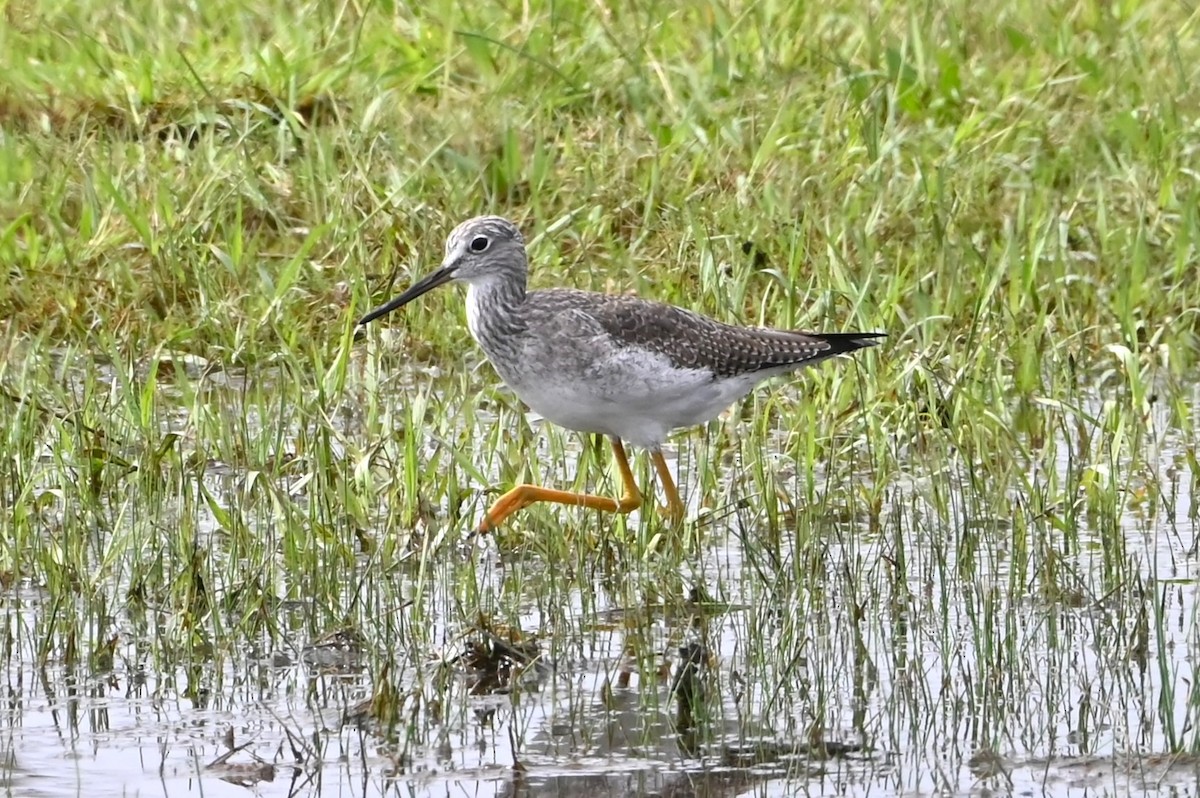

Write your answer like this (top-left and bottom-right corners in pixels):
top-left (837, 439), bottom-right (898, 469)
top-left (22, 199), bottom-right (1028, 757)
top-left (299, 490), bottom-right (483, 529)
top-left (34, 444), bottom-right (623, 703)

top-left (532, 289), bottom-right (883, 379)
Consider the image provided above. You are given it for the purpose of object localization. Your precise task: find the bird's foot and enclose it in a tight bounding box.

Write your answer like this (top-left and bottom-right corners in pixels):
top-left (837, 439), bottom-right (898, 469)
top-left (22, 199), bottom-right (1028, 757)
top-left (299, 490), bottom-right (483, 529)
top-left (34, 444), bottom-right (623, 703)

top-left (657, 499), bottom-right (686, 525)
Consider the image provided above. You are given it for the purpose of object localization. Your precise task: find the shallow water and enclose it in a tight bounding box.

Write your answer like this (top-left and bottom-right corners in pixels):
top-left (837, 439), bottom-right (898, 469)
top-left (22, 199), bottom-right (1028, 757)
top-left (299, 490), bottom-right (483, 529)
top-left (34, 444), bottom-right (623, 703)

top-left (2, 361), bottom-right (1198, 797)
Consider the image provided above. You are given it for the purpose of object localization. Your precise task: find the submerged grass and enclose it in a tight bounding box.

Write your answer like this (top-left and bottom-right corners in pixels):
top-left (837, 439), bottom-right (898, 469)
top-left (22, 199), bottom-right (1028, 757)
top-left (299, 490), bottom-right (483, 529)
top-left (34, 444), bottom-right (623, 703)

top-left (2, 0), bottom-right (1200, 793)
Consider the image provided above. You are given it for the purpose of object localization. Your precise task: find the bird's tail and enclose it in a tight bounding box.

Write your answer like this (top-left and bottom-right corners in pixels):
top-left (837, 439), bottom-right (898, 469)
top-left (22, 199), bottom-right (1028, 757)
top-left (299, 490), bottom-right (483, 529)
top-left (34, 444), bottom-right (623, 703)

top-left (808, 331), bottom-right (887, 356)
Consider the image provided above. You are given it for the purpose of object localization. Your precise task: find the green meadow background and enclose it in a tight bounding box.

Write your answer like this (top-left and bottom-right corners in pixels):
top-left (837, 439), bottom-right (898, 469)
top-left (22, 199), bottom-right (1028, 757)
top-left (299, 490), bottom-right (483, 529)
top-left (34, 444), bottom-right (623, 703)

top-left (1, 0), bottom-right (1198, 793)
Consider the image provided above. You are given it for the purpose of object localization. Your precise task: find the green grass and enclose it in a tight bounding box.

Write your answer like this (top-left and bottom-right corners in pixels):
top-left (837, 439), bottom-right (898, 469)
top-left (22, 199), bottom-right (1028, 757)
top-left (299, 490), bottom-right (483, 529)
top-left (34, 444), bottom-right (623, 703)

top-left (2, 0), bottom-right (1200, 793)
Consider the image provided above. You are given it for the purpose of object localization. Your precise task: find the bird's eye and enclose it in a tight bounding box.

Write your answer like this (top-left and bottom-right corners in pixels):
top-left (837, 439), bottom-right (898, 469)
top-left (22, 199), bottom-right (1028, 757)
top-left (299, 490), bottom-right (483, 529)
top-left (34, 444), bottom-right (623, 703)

top-left (469, 236), bottom-right (491, 253)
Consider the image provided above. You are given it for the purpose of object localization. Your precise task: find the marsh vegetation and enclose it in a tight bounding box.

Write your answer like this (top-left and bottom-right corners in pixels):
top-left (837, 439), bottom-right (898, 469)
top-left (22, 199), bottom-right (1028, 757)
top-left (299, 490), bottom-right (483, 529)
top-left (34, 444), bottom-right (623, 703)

top-left (1, 0), bottom-right (1198, 794)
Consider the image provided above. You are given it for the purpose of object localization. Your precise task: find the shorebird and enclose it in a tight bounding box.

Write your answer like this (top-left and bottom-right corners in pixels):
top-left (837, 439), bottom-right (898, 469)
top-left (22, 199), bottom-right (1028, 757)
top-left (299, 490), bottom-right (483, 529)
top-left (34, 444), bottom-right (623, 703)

top-left (359, 216), bottom-right (884, 532)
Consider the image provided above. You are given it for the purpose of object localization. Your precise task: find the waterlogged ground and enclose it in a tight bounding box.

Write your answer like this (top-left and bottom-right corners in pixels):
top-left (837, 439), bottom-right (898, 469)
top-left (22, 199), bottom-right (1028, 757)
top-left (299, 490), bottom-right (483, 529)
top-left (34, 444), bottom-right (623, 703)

top-left (4, 0), bottom-right (1200, 793)
top-left (1, 352), bottom-right (1198, 797)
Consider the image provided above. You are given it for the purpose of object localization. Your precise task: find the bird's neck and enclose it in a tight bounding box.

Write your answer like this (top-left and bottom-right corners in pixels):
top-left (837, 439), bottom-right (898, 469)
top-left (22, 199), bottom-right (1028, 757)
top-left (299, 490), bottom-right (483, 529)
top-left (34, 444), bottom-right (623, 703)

top-left (465, 275), bottom-right (528, 353)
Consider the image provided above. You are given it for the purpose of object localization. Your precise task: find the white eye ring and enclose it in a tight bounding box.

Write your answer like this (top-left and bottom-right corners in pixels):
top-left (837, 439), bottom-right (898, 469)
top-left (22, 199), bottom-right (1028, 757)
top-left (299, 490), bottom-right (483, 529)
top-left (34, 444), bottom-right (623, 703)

top-left (469, 236), bottom-right (491, 253)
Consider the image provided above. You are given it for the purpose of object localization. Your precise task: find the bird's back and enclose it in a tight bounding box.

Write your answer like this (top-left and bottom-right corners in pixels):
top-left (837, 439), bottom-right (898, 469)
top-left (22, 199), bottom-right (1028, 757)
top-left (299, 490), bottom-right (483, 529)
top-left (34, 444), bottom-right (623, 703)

top-left (522, 288), bottom-right (883, 379)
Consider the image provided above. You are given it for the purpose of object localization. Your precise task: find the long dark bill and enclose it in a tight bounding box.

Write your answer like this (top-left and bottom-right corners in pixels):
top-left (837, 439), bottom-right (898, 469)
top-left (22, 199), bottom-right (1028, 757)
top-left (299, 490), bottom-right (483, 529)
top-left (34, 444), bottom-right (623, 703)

top-left (357, 264), bottom-right (457, 326)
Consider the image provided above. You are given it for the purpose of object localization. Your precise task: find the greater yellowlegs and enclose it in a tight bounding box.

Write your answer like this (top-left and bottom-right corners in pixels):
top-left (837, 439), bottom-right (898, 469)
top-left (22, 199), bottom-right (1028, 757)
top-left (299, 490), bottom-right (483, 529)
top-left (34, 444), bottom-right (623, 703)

top-left (359, 216), bottom-right (884, 532)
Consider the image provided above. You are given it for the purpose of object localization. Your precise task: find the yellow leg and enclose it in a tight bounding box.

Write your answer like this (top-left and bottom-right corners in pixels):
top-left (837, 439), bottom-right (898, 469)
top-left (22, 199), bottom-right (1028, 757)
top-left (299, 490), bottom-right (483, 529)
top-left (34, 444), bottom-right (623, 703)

top-left (651, 449), bottom-right (686, 524)
top-left (477, 438), bottom-right (643, 532)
